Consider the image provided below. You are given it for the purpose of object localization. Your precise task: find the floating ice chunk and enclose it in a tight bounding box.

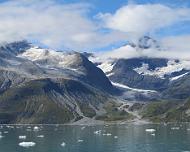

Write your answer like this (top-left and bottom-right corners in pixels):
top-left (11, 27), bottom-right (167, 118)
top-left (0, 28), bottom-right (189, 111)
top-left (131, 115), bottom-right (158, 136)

top-left (4, 131), bottom-right (8, 134)
top-left (77, 139), bottom-right (83, 143)
top-left (19, 142), bottom-right (36, 148)
top-left (0, 135), bottom-right (4, 139)
top-left (6, 125), bottom-right (14, 129)
top-left (151, 133), bottom-right (155, 136)
top-left (94, 130), bottom-right (101, 135)
top-left (37, 135), bottom-right (44, 138)
top-left (171, 127), bottom-right (180, 130)
top-left (33, 126), bottom-right (40, 131)
top-left (81, 127), bottom-right (86, 130)
top-left (19, 136), bottom-right (26, 139)
top-left (61, 142), bottom-right (66, 147)
top-left (114, 136), bottom-right (118, 139)
top-left (103, 133), bottom-right (112, 136)
top-left (145, 129), bottom-right (156, 133)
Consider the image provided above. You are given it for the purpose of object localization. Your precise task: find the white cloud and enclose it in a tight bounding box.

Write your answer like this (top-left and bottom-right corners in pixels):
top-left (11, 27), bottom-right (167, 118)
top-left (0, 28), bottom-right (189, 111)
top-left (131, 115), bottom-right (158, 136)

top-left (98, 4), bottom-right (190, 37)
top-left (0, 0), bottom-right (190, 57)
top-left (161, 35), bottom-right (190, 52)
top-left (96, 35), bottom-right (190, 60)
top-left (0, 0), bottom-right (127, 50)
top-left (91, 4), bottom-right (190, 60)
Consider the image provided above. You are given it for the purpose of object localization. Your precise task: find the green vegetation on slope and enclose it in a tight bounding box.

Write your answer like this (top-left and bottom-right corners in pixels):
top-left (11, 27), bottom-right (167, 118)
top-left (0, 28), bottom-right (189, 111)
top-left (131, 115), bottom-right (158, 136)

top-left (0, 79), bottom-right (76, 124)
top-left (142, 99), bottom-right (190, 122)
top-left (95, 102), bottom-right (134, 121)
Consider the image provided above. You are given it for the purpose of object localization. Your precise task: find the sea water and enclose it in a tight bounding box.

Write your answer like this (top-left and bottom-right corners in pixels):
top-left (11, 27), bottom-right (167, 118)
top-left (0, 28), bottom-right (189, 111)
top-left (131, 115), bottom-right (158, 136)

top-left (0, 124), bottom-right (190, 152)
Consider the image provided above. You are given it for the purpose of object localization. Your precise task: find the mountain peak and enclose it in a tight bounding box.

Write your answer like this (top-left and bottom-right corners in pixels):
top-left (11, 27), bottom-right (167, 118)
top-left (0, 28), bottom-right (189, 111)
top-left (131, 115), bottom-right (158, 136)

top-left (0, 40), bottom-right (31, 55)
top-left (127, 36), bottom-right (160, 50)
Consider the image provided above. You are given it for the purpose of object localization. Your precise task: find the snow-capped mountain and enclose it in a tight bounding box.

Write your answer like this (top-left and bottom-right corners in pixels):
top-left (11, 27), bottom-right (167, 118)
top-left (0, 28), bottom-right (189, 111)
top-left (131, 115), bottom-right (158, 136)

top-left (0, 41), bottom-right (121, 124)
top-left (0, 39), bottom-right (190, 124)
top-left (129, 36), bottom-right (160, 50)
top-left (90, 36), bottom-right (190, 100)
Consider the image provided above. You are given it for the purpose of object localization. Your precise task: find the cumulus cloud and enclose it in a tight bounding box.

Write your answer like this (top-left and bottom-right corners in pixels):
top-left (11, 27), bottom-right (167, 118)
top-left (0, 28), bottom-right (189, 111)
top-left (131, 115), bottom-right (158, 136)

top-left (0, 0), bottom-right (190, 58)
top-left (97, 35), bottom-right (190, 60)
top-left (98, 4), bottom-right (190, 37)
top-left (92, 4), bottom-right (190, 60)
top-left (161, 35), bottom-right (190, 52)
top-left (0, 0), bottom-right (127, 50)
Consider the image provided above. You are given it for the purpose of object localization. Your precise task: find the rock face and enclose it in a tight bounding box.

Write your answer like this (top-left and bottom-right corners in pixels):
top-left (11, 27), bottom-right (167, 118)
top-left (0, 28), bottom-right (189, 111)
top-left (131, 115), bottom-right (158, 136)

top-left (162, 73), bottom-right (190, 100)
top-left (0, 78), bottom-right (115, 124)
top-left (1, 40), bottom-right (190, 124)
top-left (91, 36), bottom-right (190, 101)
top-left (0, 41), bottom-right (118, 124)
top-left (129, 36), bottom-right (160, 49)
top-left (109, 58), bottom-right (169, 91)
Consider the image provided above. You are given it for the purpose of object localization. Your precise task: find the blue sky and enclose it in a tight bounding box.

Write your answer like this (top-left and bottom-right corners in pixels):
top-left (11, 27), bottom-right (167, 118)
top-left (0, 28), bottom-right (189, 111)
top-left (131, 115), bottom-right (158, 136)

top-left (0, 0), bottom-right (190, 52)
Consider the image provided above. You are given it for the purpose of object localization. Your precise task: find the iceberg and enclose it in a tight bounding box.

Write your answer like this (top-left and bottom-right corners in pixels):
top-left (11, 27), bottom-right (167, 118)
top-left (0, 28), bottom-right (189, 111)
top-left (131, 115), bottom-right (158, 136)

top-left (94, 130), bottom-right (102, 135)
top-left (103, 133), bottom-right (112, 136)
top-left (145, 129), bottom-right (156, 132)
top-left (81, 127), bottom-right (86, 130)
top-left (151, 133), bottom-right (156, 136)
top-left (0, 135), bottom-right (4, 139)
top-left (37, 135), bottom-right (44, 138)
top-left (61, 142), bottom-right (66, 147)
top-left (171, 127), bottom-right (180, 130)
top-left (77, 139), bottom-right (83, 143)
top-left (19, 142), bottom-right (36, 148)
top-left (33, 126), bottom-right (40, 131)
top-left (19, 136), bottom-right (26, 139)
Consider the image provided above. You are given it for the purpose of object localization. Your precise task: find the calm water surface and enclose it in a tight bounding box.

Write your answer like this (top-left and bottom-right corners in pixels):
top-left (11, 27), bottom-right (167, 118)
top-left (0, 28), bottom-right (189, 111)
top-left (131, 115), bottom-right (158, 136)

top-left (0, 124), bottom-right (190, 152)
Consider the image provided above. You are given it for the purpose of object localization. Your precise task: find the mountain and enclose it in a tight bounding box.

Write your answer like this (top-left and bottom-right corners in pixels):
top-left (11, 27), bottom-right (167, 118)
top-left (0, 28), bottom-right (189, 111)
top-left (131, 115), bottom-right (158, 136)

top-left (1, 38), bottom-right (190, 124)
top-left (0, 41), bottom-right (133, 124)
top-left (0, 78), bottom-right (115, 124)
top-left (91, 36), bottom-right (190, 101)
top-left (141, 97), bottom-right (190, 123)
top-left (129, 36), bottom-right (160, 49)
top-left (162, 73), bottom-right (190, 100)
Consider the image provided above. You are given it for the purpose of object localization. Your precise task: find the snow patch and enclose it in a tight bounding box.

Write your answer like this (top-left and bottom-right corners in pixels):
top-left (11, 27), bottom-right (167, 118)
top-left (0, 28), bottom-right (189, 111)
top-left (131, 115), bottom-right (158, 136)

top-left (97, 61), bottom-right (115, 74)
top-left (17, 47), bottom-right (82, 72)
top-left (170, 72), bottom-right (189, 81)
top-left (134, 60), bottom-right (190, 78)
top-left (111, 81), bottom-right (157, 93)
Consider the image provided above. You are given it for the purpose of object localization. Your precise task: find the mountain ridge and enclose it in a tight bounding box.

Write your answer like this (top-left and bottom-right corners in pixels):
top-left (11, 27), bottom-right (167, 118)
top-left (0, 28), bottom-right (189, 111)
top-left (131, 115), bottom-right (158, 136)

top-left (0, 39), bottom-right (190, 124)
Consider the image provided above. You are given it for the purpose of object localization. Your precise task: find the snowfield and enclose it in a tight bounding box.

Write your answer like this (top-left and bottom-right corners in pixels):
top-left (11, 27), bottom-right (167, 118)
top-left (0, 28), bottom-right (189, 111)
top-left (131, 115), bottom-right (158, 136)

top-left (17, 46), bottom-right (82, 72)
top-left (134, 60), bottom-right (190, 79)
top-left (111, 81), bottom-right (157, 93)
top-left (97, 61), bottom-right (115, 74)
